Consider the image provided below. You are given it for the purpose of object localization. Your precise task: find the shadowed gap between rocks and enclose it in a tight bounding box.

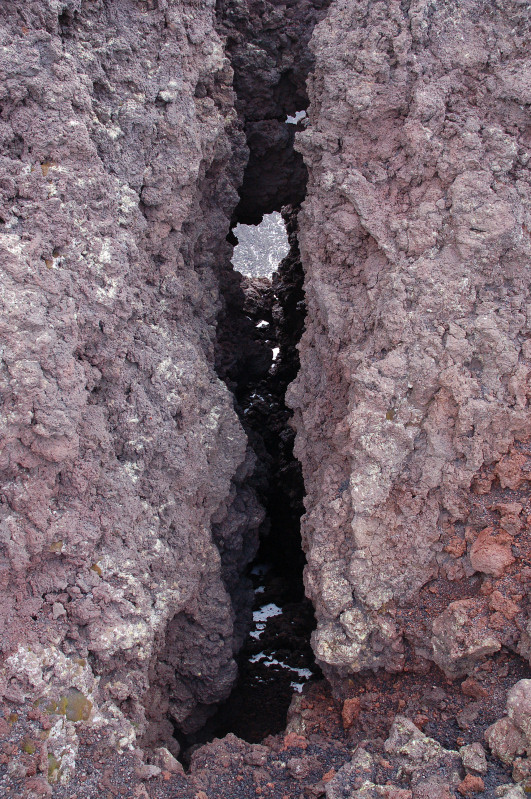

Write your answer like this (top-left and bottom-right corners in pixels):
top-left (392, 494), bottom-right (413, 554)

top-left (173, 203), bottom-right (321, 762)
top-left (165, 0), bottom-right (335, 762)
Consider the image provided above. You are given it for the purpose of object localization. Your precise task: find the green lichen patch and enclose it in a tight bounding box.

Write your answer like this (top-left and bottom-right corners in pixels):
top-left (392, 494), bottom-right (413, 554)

top-left (48, 753), bottom-right (61, 782)
top-left (34, 688), bottom-right (92, 722)
top-left (21, 737), bottom-right (36, 754)
top-left (62, 687), bottom-right (92, 722)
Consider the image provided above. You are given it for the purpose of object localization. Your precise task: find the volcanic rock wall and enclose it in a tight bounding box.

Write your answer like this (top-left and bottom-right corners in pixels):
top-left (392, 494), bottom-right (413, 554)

top-left (288, 0), bottom-right (531, 684)
top-left (2, 0), bottom-right (531, 791)
top-left (0, 0), bottom-right (264, 759)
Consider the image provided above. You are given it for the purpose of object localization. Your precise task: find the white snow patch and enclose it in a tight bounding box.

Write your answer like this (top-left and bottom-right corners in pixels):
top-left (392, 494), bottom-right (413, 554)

top-left (272, 348), bottom-right (280, 361)
top-left (248, 652), bottom-right (313, 690)
top-left (286, 110), bottom-right (307, 124)
top-left (249, 602), bottom-right (282, 639)
top-left (256, 320), bottom-right (269, 329)
top-left (253, 603), bottom-right (282, 623)
top-left (232, 212), bottom-right (289, 278)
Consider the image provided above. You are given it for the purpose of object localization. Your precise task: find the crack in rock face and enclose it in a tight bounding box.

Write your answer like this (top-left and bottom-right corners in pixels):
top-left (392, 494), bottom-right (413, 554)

top-left (0, 0), bottom-right (330, 776)
top-left (1, 0), bottom-right (531, 795)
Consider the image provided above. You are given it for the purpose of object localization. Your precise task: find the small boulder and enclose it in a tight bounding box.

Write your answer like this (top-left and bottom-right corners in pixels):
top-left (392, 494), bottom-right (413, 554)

top-left (507, 680), bottom-right (531, 744)
top-left (460, 743), bottom-right (488, 775)
top-left (470, 528), bottom-right (515, 578)
top-left (485, 717), bottom-right (527, 764)
top-left (342, 696), bottom-right (361, 730)
top-left (458, 774), bottom-right (485, 795)
top-left (495, 452), bottom-right (528, 490)
top-left (512, 756), bottom-right (531, 783)
top-left (432, 598), bottom-right (501, 678)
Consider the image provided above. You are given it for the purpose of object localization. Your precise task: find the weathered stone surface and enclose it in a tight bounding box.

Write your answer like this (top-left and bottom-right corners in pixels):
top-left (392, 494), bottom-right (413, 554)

top-left (459, 743), bottom-right (488, 776)
top-left (507, 680), bottom-right (531, 746)
top-left (287, 0), bottom-right (531, 680)
top-left (0, 0), bottom-right (259, 761)
top-left (216, 0), bottom-right (332, 223)
top-left (469, 528), bottom-right (515, 578)
top-left (485, 680), bottom-right (531, 768)
top-left (326, 716), bottom-right (462, 799)
top-left (431, 599), bottom-right (502, 679)
top-left (485, 717), bottom-right (527, 765)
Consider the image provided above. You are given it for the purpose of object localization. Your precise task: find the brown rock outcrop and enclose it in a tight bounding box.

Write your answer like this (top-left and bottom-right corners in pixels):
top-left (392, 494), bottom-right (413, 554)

top-left (288, 0), bottom-right (531, 681)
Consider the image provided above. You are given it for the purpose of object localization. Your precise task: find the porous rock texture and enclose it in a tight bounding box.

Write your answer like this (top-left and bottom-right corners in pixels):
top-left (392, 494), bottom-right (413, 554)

top-left (0, 0), bottom-right (264, 765)
top-left (2, 0), bottom-right (531, 795)
top-left (288, 0), bottom-right (531, 682)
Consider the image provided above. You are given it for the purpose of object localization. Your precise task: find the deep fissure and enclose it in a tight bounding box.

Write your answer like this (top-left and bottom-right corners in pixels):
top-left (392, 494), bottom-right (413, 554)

top-left (174, 203), bottom-right (319, 758)
top-left (169, 0), bottom-right (334, 757)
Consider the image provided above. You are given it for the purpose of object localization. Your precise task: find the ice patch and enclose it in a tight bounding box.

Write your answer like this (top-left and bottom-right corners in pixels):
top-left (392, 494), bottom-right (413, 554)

top-left (254, 585), bottom-right (265, 594)
top-left (272, 348), bottom-right (280, 361)
top-left (256, 320), bottom-right (269, 329)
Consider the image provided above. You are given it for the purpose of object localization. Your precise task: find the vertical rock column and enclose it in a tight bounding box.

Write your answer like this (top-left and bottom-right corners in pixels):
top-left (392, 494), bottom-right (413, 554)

top-left (288, 0), bottom-right (531, 684)
top-left (0, 0), bottom-right (258, 762)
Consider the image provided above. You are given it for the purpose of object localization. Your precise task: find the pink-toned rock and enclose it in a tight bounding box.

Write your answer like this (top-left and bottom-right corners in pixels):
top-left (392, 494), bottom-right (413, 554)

top-left (495, 452), bottom-right (529, 490)
top-left (342, 696), bottom-right (361, 730)
top-left (0, 0), bottom-right (261, 765)
top-left (489, 591), bottom-right (520, 620)
top-left (287, 0), bottom-right (531, 684)
top-left (457, 774), bottom-right (484, 795)
top-left (485, 717), bottom-right (527, 764)
top-left (470, 529), bottom-right (515, 577)
top-left (459, 743), bottom-right (488, 776)
top-left (507, 680), bottom-right (531, 744)
top-left (431, 599), bottom-right (501, 678)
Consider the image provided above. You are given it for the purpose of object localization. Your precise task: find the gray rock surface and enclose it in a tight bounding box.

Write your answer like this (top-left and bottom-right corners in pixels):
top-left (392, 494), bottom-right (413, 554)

top-left (288, 0), bottom-right (531, 680)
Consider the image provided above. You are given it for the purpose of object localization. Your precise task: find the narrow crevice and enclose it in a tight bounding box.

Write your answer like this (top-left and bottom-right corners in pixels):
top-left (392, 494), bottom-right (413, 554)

top-left (175, 204), bottom-right (320, 761)
top-left (167, 0), bottom-right (333, 761)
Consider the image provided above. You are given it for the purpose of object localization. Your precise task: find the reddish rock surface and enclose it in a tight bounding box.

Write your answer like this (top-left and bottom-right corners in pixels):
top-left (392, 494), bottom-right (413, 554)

top-left (288, 0), bottom-right (531, 685)
top-left (0, 0), bottom-right (261, 771)
top-left (1, 0), bottom-right (531, 796)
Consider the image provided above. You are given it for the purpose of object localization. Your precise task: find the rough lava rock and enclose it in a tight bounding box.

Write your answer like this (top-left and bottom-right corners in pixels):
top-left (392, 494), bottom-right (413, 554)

top-left (287, 0), bottom-right (531, 683)
top-left (0, 0), bottom-right (262, 761)
top-left (216, 0), bottom-right (332, 223)
top-left (485, 679), bottom-right (531, 788)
